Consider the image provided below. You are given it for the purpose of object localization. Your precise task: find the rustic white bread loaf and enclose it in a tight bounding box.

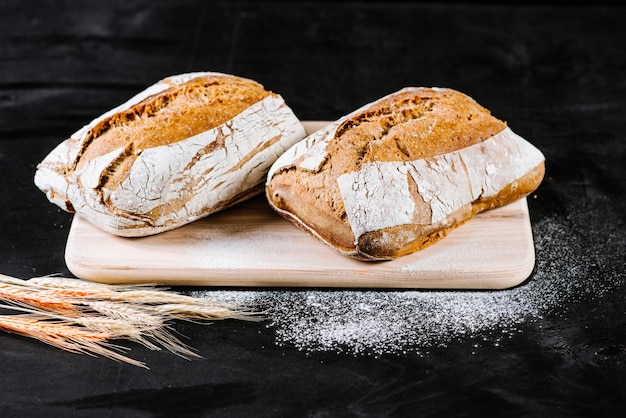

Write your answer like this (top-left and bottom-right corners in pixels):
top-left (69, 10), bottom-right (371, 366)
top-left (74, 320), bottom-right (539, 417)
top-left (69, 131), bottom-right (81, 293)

top-left (266, 87), bottom-right (545, 261)
top-left (35, 72), bottom-right (306, 236)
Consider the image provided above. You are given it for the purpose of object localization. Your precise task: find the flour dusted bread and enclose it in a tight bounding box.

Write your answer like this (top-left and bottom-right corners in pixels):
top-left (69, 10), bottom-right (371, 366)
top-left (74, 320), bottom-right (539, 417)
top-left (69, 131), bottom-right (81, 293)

top-left (266, 87), bottom-right (545, 260)
top-left (35, 72), bottom-right (306, 236)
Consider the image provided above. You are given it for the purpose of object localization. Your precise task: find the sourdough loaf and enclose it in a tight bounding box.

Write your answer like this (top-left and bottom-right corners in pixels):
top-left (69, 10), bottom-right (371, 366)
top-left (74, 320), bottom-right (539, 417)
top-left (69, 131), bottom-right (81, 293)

top-left (266, 87), bottom-right (545, 261)
top-left (35, 71), bottom-right (306, 236)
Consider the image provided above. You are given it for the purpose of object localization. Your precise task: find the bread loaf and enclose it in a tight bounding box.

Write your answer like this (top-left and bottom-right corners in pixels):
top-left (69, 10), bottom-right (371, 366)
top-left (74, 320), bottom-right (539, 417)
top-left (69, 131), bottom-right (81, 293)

top-left (35, 72), bottom-right (307, 236)
top-left (266, 87), bottom-right (545, 261)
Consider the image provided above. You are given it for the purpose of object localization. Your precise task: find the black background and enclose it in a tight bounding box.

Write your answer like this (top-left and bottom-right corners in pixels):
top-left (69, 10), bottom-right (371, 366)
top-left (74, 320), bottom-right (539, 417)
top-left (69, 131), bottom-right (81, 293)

top-left (1, 1), bottom-right (624, 417)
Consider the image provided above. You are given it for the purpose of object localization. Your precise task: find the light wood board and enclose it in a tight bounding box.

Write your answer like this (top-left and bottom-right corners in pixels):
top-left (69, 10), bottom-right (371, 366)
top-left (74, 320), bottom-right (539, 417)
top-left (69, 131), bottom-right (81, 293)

top-left (64, 121), bottom-right (536, 289)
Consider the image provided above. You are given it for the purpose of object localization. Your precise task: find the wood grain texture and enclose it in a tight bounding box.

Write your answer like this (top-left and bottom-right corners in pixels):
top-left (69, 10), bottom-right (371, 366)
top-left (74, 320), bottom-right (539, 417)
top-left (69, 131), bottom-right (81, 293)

top-left (64, 121), bottom-right (536, 289)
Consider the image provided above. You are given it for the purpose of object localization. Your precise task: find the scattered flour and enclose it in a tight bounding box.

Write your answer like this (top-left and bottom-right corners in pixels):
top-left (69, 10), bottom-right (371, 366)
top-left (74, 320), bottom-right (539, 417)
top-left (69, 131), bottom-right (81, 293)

top-left (189, 215), bottom-right (622, 356)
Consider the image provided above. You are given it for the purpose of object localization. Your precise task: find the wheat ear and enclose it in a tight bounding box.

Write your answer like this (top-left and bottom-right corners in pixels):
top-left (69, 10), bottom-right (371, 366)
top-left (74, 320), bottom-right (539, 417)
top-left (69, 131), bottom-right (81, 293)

top-left (0, 282), bottom-right (77, 315)
top-left (0, 274), bottom-right (263, 367)
top-left (30, 276), bottom-right (264, 321)
top-left (0, 311), bottom-right (147, 368)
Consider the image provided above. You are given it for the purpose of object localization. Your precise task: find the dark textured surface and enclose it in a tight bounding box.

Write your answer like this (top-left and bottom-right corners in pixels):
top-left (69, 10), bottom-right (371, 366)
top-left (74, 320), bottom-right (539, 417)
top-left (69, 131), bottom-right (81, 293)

top-left (1, 2), bottom-right (624, 417)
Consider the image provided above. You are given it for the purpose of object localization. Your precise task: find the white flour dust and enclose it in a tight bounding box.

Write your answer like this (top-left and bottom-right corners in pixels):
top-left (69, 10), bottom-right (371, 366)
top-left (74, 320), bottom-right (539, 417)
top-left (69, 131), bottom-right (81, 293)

top-left (189, 216), bottom-right (621, 356)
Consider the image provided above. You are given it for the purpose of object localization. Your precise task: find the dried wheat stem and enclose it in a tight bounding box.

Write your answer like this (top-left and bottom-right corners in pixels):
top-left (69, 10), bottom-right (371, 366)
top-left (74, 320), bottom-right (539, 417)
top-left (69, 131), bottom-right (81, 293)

top-left (75, 316), bottom-right (178, 355)
top-left (77, 304), bottom-right (200, 358)
top-left (86, 301), bottom-right (165, 328)
top-left (29, 276), bottom-right (149, 291)
top-left (0, 274), bottom-right (265, 367)
top-left (31, 276), bottom-right (262, 320)
top-left (0, 284), bottom-right (78, 315)
top-left (0, 314), bottom-right (147, 368)
top-left (153, 303), bottom-right (263, 322)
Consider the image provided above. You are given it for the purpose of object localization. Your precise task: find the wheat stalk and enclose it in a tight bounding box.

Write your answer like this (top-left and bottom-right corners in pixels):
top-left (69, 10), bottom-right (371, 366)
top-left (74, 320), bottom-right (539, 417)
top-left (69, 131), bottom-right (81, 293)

top-left (0, 283), bottom-right (77, 315)
top-left (0, 311), bottom-right (147, 368)
top-left (30, 276), bottom-right (264, 321)
top-left (0, 274), bottom-right (263, 368)
top-left (80, 301), bottom-right (201, 358)
top-left (86, 301), bottom-right (165, 327)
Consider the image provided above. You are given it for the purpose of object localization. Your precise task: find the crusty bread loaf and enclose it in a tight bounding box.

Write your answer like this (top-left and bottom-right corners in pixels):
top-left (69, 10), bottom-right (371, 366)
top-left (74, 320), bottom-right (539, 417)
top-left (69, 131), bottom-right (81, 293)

top-left (266, 87), bottom-right (545, 261)
top-left (35, 71), bottom-right (306, 236)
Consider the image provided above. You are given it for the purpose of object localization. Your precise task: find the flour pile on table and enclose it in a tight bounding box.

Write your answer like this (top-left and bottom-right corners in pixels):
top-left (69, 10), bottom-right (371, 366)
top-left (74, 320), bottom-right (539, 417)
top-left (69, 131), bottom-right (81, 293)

top-left (190, 215), bottom-right (621, 355)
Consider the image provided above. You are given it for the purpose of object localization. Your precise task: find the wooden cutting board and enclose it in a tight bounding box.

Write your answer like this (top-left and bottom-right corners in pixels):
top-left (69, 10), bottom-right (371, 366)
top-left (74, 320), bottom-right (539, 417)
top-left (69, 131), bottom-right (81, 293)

top-left (64, 121), bottom-right (536, 290)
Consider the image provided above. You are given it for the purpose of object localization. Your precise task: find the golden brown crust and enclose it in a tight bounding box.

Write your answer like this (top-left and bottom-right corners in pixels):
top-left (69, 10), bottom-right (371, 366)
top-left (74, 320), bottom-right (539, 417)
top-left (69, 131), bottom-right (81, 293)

top-left (266, 87), bottom-right (545, 260)
top-left (334, 88), bottom-right (506, 163)
top-left (356, 162), bottom-right (546, 259)
top-left (35, 72), bottom-right (307, 237)
top-left (76, 75), bottom-right (271, 189)
top-left (268, 88), bottom-right (509, 251)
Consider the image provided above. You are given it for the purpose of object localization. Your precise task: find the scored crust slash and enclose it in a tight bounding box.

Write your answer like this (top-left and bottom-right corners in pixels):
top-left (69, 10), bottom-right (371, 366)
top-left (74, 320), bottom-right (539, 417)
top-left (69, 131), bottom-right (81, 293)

top-left (266, 87), bottom-right (545, 261)
top-left (34, 73), bottom-right (544, 264)
top-left (34, 72), bottom-right (306, 237)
